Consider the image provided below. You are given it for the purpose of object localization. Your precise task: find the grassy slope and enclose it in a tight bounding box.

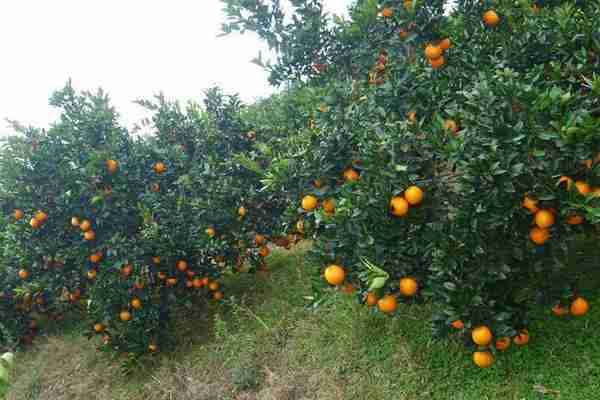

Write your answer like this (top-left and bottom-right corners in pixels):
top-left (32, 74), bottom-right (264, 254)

top-left (5, 242), bottom-right (600, 400)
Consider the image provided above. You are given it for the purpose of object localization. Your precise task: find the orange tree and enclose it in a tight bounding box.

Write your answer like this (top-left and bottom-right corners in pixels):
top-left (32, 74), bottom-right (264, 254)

top-left (223, 0), bottom-right (600, 367)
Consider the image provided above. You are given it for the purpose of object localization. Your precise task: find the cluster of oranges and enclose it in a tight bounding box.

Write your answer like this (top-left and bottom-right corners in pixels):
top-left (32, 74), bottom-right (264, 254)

top-left (71, 216), bottom-right (96, 241)
top-left (424, 39), bottom-right (451, 70)
top-left (368, 51), bottom-right (389, 86)
top-left (390, 185), bottom-right (424, 217)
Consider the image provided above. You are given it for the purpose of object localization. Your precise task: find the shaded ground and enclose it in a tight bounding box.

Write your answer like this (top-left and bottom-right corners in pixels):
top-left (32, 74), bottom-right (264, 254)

top-left (5, 243), bottom-right (600, 400)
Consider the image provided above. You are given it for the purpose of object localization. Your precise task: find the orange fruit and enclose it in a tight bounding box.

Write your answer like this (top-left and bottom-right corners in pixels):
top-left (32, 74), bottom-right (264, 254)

top-left (301, 195), bottom-right (319, 211)
top-left (158, 271), bottom-right (167, 280)
top-left (84, 230), bottom-right (96, 241)
top-left (582, 159), bottom-right (593, 169)
top-left (93, 323), bottom-right (105, 333)
top-left (381, 7), bottom-right (394, 17)
top-left (79, 220), bottom-right (92, 232)
top-left (106, 159), bottom-right (119, 173)
top-left (213, 291), bottom-right (224, 300)
top-left (259, 246), bottom-right (270, 257)
top-left (552, 304), bottom-right (569, 316)
top-left (513, 329), bottom-right (530, 346)
top-left (176, 260), bottom-right (188, 272)
top-left (404, 186), bottom-right (424, 205)
top-left (152, 256), bottom-right (161, 264)
top-left (399, 277), bottom-right (418, 297)
top-left (166, 277), bottom-right (178, 286)
top-left (451, 320), bottom-right (465, 329)
top-left (522, 196), bottom-right (539, 213)
top-left (557, 176), bottom-right (573, 190)
top-left (366, 292), bottom-right (378, 307)
top-left (87, 269), bottom-right (97, 280)
top-left (575, 181), bottom-right (591, 196)
top-left (471, 326), bottom-right (493, 346)
top-left (343, 168), bottom-right (360, 182)
top-left (121, 264), bottom-right (133, 277)
top-left (443, 119), bottom-right (459, 134)
top-left (324, 264), bottom-right (345, 285)
top-left (566, 215), bottom-right (584, 225)
top-left (90, 252), bottom-right (103, 263)
top-left (399, 29), bottom-right (410, 40)
top-left (119, 310), bottom-right (132, 322)
top-left (208, 281), bottom-right (220, 291)
top-left (390, 196), bottom-right (410, 217)
top-left (495, 337), bottom-right (511, 351)
top-left (429, 56), bottom-right (445, 69)
top-left (192, 277), bottom-right (203, 288)
top-left (483, 10), bottom-right (501, 27)
top-left (153, 162), bottom-right (167, 174)
top-left (18, 269), bottom-right (30, 280)
top-left (14, 209), bottom-right (24, 220)
top-left (314, 178), bottom-right (325, 188)
top-left (439, 38), bottom-right (451, 51)
top-left (134, 280), bottom-right (145, 290)
top-left (238, 206), bottom-right (247, 217)
top-left (296, 220), bottom-right (305, 233)
top-left (377, 295), bottom-right (398, 314)
top-left (35, 210), bottom-right (48, 223)
top-left (534, 209), bottom-right (555, 229)
top-left (530, 227), bottom-right (550, 245)
top-left (131, 298), bottom-right (142, 310)
top-left (206, 227), bottom-right (216, 237)
top-left (425, 44), bottom-right (442, 60)
top-left (323, 198), bottom-right (336, 214)
top-left (255, 234), bottom-right (267, 246)
top-left (148, 343), bottom-right (158, 353)
top-left (71, 216), bottom-right (81, 227)
top-left (29, 218), bottom-right (41, 229)
top-left (342, 283), bottom-right (357, 294)
top-left (570, 297), bottom-right (589, 316)
top-left (404, 0), bottom-right (414, 10)
top-left (407, 111), bottom-right (417, 123)
top-left (201, 277), bottom-right (209, 286)
top-left (473, 351), bottom-right (494, 368)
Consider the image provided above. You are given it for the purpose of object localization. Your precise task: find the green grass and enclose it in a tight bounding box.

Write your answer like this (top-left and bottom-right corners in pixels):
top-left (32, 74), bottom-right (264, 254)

top-left (4, 242), bottom-right (600, 400)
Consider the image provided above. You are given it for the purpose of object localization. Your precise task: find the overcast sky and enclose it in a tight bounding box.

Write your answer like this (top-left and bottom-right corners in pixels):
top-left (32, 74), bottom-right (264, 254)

top-left (0, 1), bottom-right (352, 136)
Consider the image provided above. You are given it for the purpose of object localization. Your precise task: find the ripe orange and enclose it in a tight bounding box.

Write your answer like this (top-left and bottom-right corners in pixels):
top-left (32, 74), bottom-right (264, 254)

top-left (377, 295), bottom-right (398, 314)
top-left (238, 206), bottom-right (247, 217)
top-left (119, 310), bottom-right (133, 322)
top-left (87, 269), bottom-right (97, 280)
top-left (323, 198), bottom-right (336, 214)
top-left (71, 216), bottom-right (81, 227)
top-left (342, 283), bottom-right (357, 294)
top-left (301, 195), bottom-right (319, 211)
top-left (206, 227), bottom-right (216, 237)
top-left (404, 186), bottom-right (424, 206)
top-left (534, 209), bottom-right (555, 229)
top-left (201, 277), bottom-right (209, 286)
top-left (259, 246), bottom-right (270, 257)
top-left (443, 119), bottom-right (459, 134)
top-left (158, 271), bottom-right (167, 280)
top-left (574, 181), bottom-right (591, 196)
top-left (192, 277), bottom-right (203, 288)
top-left (79, 219), bottom-right (92, 232)
top-left (148, 343), bottom-right (158, 353)
top-left (84, 230), bottom-right (96, 241)
top-left (324, 264), bottom-right (345, 285)
top-left (166, 277), bottom-right (178, 286)
top-left (14, 209), bottom-right (24, 220)
top-left (208, 281), bottom-right (220, 291)
top-left (381, 7), bottom-right (394, 17)
top-left (390, 196), bottom-right (410, 217)
top-left (366, 292), bottom-right (378, 307)
top-left (399, 277), bottom-right (418, 297)
top-left (35, 210), bottom-right (48, 223)
top-left (430, 56), bottom-right (445, 69)
top-left (483, 10), bottom-right (501, 27)
top-left (29, 218), bottom-right (41, 229)
top-left (134, 280), bottom-right (145, 290)
top-left (530, 227), bottom-right (550, 245)
top-left (213, 291), bottom-right (224, 300)
top-left (513, 329), bottom-right (530, 346)
top-left (522, 196), bottom-right (539, 213)
top-left (176, 260), bottom-right (188, 272)
top-left (106, 159), bottom-right (119, 173)
top-left (439, 38), bottom-right (451, 51)
top-left (121, 264), bottom-right (133, 277)
top-left (90, 252), bottom-right (103, 263)
top-left (473, 351), bottom-right (494, 368)
top-left (153, 162), bottom-right (167, 174)
top-left (557, 176), bottom-right (573, 190)
top-left (399, 29), bottom-right (410, 40)
top-left (152, 256), bottom-right (161, 264)
top-left (403, 0), bottom-right (414, 10)
top-left (343, 168), bottom-right (360, 182)
top-left (471, 326), bottom-right (493, 346)
top-left (570, 297), bottom-right (589, 316)
top-left (566, 215), bottom-right (584, 225)
top-left (255, 234), bottom-right (267, 246)
top-left (552, 304), bottom-right (569, 316)
top-left (407, 111), bottom-right (417, 123)
top-left (131, 298), bottom-right (142, 310)
top-left (451, 320), bottom-right (465, 329)
top-left (18, 269), bottom-right (30, 280)
top-left (495, 337), bottom-right (511, 351)
top-left (93, 323), bottom-right (105, 333)
top-left (425, 44), bottom-right (442, 60)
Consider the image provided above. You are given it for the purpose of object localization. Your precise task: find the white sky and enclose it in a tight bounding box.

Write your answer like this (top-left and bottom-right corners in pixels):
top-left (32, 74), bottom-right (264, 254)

top-left (0, 0), bottom-right (352, 136)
